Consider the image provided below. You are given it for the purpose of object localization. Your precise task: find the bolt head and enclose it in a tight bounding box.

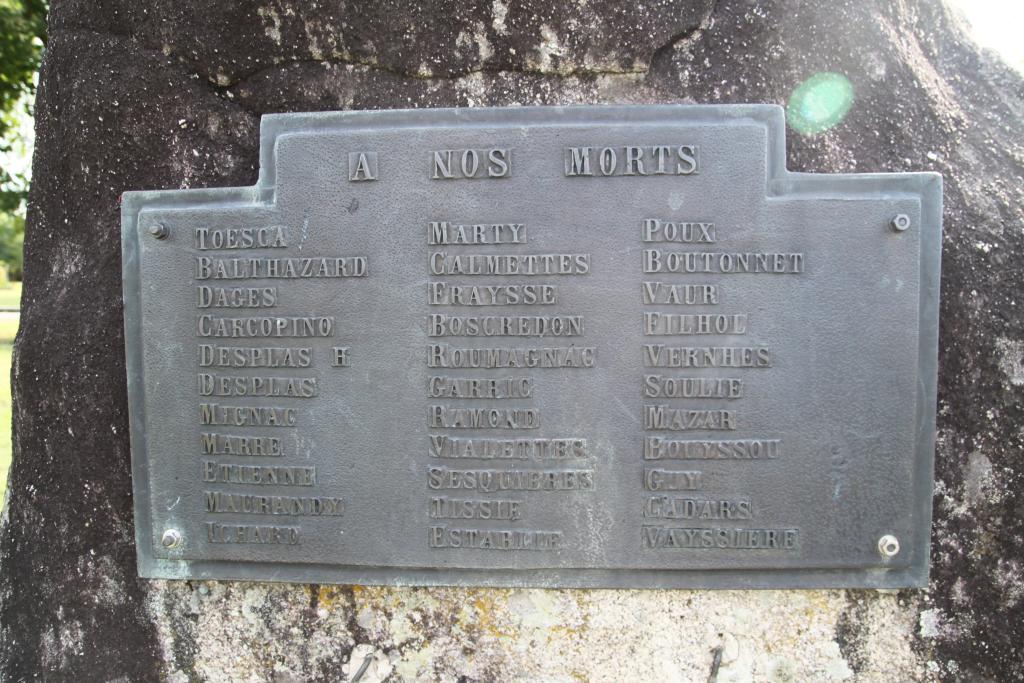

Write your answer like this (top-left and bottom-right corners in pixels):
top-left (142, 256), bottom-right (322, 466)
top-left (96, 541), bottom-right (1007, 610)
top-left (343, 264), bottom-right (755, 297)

top-left (878, 534), bottom-right (900, 558)
top-left (148, 224), bottom-right (169, 240)
top-left (161, 529), bottom-right (182, 549)
top-left (890, 214), bottom-right (910, 232)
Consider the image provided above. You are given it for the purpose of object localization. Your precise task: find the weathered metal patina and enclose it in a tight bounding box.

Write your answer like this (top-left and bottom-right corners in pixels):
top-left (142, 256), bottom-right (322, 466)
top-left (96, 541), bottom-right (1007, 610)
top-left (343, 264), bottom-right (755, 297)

top-left (122, 105), bottom-right (941, 588)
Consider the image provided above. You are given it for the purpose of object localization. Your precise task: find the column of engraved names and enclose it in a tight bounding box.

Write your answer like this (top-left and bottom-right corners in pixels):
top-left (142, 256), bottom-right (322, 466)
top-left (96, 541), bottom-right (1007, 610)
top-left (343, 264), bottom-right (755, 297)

top-left (639, 218), bottom-right (802, 552)
top-left (192, 225), bottom-right (366, 548)
top-left (425, 216), bottom-right (596, 552)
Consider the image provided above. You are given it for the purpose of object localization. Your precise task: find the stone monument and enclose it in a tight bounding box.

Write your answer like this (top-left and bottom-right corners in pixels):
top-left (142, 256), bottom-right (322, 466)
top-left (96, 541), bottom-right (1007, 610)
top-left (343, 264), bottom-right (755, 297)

top-left (1, 1), bottom-right (1022, 680)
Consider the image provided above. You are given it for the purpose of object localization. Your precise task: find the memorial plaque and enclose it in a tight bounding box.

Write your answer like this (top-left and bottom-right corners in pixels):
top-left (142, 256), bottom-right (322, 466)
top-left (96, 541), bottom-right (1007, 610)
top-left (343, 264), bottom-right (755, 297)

top-left (122, 105), bottom-right (941, 588)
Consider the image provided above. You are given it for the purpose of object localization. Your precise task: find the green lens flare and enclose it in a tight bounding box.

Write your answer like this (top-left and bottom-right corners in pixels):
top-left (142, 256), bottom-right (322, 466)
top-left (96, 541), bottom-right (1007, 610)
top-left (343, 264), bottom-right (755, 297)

top-left (786, 72), bottom-right (854, 135)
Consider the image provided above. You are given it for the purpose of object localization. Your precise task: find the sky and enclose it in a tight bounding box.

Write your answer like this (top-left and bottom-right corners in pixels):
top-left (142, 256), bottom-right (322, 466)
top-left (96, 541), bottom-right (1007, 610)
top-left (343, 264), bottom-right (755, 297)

top-left (947, 0), bottom-right (1024, 73)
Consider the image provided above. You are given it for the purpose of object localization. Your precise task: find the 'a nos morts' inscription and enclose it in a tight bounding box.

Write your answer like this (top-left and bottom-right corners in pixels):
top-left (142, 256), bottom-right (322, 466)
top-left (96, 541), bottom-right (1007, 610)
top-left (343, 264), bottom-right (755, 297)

top-left (122, 105), bottom-right (942, 588)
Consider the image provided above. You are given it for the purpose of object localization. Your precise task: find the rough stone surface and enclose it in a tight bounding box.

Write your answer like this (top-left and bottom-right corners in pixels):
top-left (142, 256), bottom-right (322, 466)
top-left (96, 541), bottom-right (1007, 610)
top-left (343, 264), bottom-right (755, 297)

top-left (1, 0), bottom-right (1022, 680)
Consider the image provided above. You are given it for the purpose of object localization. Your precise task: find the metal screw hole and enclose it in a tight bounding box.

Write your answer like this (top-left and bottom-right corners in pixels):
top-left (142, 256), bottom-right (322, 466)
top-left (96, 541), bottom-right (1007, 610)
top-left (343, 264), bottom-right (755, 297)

top-left (878, 534), bottom-right (900, 558)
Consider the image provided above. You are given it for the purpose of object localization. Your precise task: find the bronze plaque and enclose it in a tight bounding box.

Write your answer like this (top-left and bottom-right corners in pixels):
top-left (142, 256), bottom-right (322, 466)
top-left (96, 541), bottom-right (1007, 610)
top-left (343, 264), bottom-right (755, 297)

top-left (122, 105), bottom-right (942, 588)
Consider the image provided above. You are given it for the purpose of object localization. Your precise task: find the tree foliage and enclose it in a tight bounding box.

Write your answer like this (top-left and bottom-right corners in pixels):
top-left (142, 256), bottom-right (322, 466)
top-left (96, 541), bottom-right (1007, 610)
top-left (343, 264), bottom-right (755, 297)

top-left (0, 0), bottom-right (46, 111)
top-left (0, 0), bottom-right (46, 277)
top-left (0, 211), bottom-right (23, 278)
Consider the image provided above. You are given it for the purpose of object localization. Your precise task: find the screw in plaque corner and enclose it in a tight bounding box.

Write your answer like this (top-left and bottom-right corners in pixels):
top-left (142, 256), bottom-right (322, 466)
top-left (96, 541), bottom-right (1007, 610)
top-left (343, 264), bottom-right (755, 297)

top-left (877, 534), bottom-right (900, 558)
top-left (890, 214), bottom-right (911, 232)
top-left (148, 223), bottom-right (169, 240)
top-left (161, 529), bottom-right (182, 549)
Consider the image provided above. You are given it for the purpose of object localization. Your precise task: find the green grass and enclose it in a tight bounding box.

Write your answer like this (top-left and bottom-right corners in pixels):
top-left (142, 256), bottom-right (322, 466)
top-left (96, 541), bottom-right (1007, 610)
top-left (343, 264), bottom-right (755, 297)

top-left (0, 311), bottom-right (18, 509)
top-left (0, 282), bottom-right (21, 309)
